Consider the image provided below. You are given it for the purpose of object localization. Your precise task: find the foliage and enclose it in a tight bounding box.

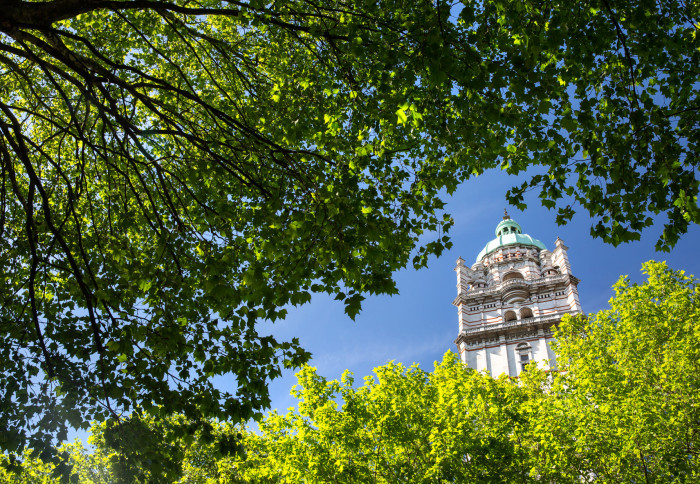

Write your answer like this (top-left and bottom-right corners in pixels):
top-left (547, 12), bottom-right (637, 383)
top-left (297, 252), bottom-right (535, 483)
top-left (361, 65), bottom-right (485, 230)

top-left (0, 443), bottom-right (110, 484)
top-left (527, 261), bottom-right (700, 482)
top-left (495, 0), bottom-right (700, 249)
top-left (0, 416), bottom-right (239, 484)
top-left (1, 0), bottom-right (457, 458)
top-left (232, 262), bottom-right (700, 483)
top-left (5, 261), bottom-right (700, 481)
top-left (1, 0), bottom-right (699, 462)
top-left (232, 354), bottom-right (531, 483)
top-left (3, 354), bottom-right (534, 483)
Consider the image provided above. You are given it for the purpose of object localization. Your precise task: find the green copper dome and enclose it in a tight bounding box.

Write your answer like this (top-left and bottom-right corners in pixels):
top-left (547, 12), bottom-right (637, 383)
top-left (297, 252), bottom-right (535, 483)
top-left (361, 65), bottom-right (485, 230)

top-left (476, 215), bottom-right (546, 261)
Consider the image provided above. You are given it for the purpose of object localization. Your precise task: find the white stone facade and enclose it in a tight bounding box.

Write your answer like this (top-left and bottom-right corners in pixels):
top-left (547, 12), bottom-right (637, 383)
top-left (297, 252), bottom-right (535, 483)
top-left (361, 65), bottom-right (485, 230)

top-left (454, 215), bottom-right (582, 378)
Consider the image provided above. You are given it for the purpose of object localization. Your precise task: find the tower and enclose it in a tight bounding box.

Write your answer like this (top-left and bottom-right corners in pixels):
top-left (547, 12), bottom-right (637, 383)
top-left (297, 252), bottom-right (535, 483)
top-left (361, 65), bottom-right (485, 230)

top-left (453, 211), bottom-right (582, 377)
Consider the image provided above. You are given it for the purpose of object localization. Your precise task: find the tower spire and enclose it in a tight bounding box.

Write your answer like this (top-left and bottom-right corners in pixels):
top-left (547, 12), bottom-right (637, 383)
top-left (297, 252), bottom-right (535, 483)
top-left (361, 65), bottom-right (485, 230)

top-left (503, 208), bottom-right (510, 220)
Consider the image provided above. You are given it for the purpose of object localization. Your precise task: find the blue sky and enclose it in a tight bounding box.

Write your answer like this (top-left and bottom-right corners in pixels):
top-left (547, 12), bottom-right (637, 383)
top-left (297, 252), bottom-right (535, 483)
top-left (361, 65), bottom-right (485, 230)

top-left (65, 167), bottom-right (700, 443)
top-left (257, 169), bottom-right (700, 413)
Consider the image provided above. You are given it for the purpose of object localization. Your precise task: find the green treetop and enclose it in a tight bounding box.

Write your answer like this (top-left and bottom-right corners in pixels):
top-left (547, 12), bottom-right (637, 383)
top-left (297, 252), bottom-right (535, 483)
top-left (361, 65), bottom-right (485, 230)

top-left (4, 262), bottom-right (700, 481)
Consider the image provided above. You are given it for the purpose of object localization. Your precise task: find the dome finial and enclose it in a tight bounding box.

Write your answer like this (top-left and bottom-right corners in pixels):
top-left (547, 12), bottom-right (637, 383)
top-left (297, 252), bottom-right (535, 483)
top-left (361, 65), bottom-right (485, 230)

top-left (503, 208), bottom-right (510, 220)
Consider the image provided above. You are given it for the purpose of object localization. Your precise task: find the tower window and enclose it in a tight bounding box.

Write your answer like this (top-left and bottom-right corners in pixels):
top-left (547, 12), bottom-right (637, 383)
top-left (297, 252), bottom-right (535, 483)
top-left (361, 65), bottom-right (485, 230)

top-left (503, 272), bottom-right (524, 282)
top-left (519, 352), bottom-right (530, 371)
top-left (516, 343), bottom-right (532, 372)
top-left (504, 310), bottom-right (517, 322)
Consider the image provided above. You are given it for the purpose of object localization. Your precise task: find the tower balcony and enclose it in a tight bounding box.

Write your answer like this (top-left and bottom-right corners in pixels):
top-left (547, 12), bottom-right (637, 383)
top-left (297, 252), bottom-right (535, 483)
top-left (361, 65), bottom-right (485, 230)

top-left (452, 273), bottom-right (575, 306)
top-left (454, 312), bottom-right (569, 345)
top-left (500, 278), bottom-right (529, 303)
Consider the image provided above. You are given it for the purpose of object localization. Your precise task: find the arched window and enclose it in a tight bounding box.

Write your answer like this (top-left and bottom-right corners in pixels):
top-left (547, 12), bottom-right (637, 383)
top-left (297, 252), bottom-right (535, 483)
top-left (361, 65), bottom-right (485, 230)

top-left (503, 271), bottom-right (524, 282)
top-left (520, 307), bottom-right (533, 319)
top-left (472, 277), bottom-right (487, 289)
top-left (516, 343), bottom-right (532, 372)
top-left (543, 266), bottom-right (560, 277)
top-left (504, 310), bottom-right (517, 322)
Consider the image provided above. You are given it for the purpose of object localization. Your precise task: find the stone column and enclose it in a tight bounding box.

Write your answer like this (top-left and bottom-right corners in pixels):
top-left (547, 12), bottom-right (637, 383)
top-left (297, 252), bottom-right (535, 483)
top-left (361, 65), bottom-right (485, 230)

top-left (500, 334), bottom-right (512, 376)
top-left (537, 327), bottom-right (549, 370)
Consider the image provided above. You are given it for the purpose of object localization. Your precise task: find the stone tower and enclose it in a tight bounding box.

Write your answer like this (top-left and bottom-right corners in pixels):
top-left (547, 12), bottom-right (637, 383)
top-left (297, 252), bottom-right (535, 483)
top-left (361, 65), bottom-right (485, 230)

top-left (453, 211), bottom-right (582, 377)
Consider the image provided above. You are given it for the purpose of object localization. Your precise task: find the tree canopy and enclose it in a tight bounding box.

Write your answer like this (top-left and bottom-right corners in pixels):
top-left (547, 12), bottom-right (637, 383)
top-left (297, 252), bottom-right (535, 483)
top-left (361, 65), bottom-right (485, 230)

top-left (532, 261), bottom-right (700, 481)
top-left (231, 260), bottom-right (700, 483)
top-left (1, 0), bottom-right (699, 458)
top-left (7, 261), bottom-right (700, 482)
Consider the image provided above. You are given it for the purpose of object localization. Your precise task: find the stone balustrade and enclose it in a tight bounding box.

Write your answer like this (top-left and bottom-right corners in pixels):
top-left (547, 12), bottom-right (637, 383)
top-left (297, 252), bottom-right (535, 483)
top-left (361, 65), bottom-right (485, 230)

top-left (453, 273), bottom-right (571, 305)
top-left (459, 312), bottom-right (566, 338)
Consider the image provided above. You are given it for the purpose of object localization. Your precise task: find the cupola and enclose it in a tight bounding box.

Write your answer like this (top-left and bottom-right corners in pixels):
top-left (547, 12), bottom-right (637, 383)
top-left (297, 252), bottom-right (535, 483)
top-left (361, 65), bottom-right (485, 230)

top-left (476, 210), bottom-right (547, 261)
